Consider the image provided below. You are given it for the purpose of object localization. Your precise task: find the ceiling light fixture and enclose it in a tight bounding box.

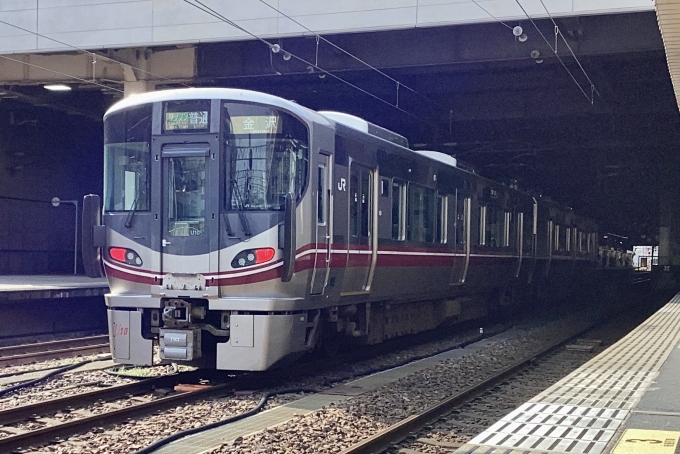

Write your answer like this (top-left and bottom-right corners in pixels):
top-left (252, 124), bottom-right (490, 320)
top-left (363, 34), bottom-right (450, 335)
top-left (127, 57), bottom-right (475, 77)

top-left (44, 84), bottom-right (72, 91)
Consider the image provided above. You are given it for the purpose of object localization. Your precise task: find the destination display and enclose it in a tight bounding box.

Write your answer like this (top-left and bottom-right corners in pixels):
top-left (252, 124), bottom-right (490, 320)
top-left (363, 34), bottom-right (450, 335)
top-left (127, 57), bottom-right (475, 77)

top-left (230, 115), bottom-right (282, 134)
top-left (165, 111), bottom-right (209, 130)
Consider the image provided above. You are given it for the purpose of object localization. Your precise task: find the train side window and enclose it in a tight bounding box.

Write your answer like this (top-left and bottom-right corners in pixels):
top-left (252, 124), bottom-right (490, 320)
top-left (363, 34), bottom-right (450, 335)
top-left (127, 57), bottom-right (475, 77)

top-left (479, 206), bottom-right (487, 246)
top-left (566, 227), bottom-right (571, 252)
top-left (360, 170), bottom-right (371, 238)
top-left (456, 195), bottom-right (467, 247)
top-left (392, 179), bottom-right (406, 240)
top-left (503, 211), bottom-right (511, 247)
top-left (317, 165), bottom-right (326, 226)
top-left (407, 184), bottom-right (434, 242)
top-left (350, 169), bottom-right (359, 237)
top-left (522, 211), bottom-right (532, 254)
top-left (580, 232), bottom-right (587, 253)
top-left (381, 179), bottom-right (389, 197)
top-left (485, 205), bottom-right (503, 247)
top-left (436, 194), bottom-right (448, 244)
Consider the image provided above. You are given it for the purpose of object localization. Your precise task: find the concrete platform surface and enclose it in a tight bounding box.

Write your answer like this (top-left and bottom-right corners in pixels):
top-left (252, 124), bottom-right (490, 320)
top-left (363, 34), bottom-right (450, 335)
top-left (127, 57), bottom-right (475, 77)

top-left (0, 275), bottom-right (108, 301)
top-left (456, 291), bottom-right (680, 454)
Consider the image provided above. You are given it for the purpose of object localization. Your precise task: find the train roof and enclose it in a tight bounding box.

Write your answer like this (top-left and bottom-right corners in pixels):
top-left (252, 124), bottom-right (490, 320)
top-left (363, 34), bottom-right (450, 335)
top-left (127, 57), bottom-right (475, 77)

top-left (319, 111), bottom-right (409, 148)
top-left (104, 87), bottom-right (331, 125)
top-left (104, 88), bottom-right (585, 217)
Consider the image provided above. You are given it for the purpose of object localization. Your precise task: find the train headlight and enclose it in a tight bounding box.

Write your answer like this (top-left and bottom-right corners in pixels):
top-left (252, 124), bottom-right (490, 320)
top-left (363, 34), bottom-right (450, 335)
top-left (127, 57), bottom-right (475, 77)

top-left (109, 247), bottom-right (143, 267)
top-left (231, 248), bottom-right (276, 268)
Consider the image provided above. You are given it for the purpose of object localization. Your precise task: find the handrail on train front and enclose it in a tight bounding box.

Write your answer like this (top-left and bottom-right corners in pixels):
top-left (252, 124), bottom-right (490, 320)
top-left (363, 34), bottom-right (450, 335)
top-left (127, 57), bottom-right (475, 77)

top-left (281, 192), bottom-right (296, 282)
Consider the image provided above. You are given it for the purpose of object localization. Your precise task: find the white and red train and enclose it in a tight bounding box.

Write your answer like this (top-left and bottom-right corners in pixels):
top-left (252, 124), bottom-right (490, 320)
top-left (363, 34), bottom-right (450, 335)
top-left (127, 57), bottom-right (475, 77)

top-left (82, 88), bottom-right (599, 371)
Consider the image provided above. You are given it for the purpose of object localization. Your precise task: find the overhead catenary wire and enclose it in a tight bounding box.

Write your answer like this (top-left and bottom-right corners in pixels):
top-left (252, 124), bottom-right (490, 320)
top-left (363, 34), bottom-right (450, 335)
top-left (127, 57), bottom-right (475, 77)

top-left (0, 18), bottom-right (192, 89)
top-left (513, 0), bottom-right (594, 104)
top-left (183, 0), bottom-right (427, 122)
top-left (535, 0), bottom-right (602, 100)
top-left (470, 0), bottom-right (514, 30)
top-left (255, 0), bottom-right (451, 114)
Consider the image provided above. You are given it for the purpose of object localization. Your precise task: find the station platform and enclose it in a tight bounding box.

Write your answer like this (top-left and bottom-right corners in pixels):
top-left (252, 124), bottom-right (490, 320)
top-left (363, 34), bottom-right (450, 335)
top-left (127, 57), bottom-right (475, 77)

top-left (0, 275), bottom-right (108, 301)
top-left (0, 275), bottom-right (109, 340)
top-left (456, 291), bottom-right (680, 454)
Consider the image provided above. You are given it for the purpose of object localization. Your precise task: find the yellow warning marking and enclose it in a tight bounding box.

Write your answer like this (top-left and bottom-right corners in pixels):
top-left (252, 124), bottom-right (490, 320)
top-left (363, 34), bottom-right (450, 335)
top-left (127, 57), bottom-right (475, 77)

top-left (613, 429), bottom-right (680, 454)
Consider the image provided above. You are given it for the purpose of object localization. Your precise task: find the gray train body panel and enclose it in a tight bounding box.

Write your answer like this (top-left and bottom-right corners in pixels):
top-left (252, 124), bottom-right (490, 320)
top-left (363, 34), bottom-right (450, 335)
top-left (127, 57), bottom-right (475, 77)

top-left (95, 88), bottom-right (600, 371)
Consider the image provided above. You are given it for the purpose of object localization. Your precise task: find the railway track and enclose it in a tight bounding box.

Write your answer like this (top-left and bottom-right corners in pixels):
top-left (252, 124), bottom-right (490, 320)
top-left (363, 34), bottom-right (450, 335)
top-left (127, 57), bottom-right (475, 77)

top-left (6, 324), bottom-right (502, 453)
top-left (338, 314), bottom-right (641, 454)
top-left (10, 296), bottom-right (652, 453)
top-left (0, 335), bottom-right (110, 368)
top-left (0, 370), bottom-right (242, 452)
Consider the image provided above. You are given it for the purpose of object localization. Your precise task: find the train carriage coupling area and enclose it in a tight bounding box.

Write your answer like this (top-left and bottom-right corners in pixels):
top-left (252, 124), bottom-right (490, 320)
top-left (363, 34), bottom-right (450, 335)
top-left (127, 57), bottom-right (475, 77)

top-left (455, 291), bottom-right (680, 454)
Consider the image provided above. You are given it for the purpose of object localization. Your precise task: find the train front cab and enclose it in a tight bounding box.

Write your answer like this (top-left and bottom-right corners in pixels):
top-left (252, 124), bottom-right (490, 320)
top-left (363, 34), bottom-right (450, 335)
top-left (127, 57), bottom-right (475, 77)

top-left (84, 91), bottom-right (335, 370)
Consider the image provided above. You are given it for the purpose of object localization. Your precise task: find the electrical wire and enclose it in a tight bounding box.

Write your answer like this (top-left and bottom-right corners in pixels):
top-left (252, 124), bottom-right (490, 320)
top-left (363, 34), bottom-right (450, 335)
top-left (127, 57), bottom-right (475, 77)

top-left (0, 54), bottom-right (124, 93)
top-left (0, 18), bottom-right (192, 89)
top-left (470, 0), bottom-right (514, 30)
top-left (183, 0), bottom-right (427, 122)
top-left (535, 0), bottom-right (602, 100)
top-left (255, 0), bottom-right (451, 114)
top-left (0, 360), bottom-right (92, 398)
top-left (513, 0), bottom-right (594, 104)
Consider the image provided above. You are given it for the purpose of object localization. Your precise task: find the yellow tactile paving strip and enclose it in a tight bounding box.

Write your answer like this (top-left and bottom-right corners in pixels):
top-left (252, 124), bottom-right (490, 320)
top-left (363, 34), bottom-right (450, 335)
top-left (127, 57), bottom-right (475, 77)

top-left (457, 293), bottom-right (680, 454)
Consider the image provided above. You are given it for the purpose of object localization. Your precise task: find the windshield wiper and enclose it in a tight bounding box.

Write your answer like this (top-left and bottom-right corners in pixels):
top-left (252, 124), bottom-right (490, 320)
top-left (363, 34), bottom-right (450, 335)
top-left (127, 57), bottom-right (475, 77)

top-left (124, 197), bottom-right (138, 228)
top-left (222, 213), bottom-right (236, 237)
top-left (230, 178), bottom-right (252, 237)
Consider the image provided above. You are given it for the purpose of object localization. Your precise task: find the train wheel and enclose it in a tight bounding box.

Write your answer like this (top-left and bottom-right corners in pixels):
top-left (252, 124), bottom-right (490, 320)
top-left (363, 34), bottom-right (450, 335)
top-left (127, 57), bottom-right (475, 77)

top-left (320, 335), bottom-right (341, 357)
top-left (313, 322), bottom-right (342, 357)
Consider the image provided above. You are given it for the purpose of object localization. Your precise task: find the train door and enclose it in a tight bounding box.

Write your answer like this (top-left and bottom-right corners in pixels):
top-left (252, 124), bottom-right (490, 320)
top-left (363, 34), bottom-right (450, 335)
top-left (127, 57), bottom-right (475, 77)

top-left (341, 162), bottom-right (373, 294)
top-left (158, 143), bottom-right (218, 276)
top-left (524, 201), bottom-right (537, 283)
top-left (514, 212), bottom-right (524, 278)
top-left (310, 153), bottom-right (332, 294)
top-left (451, 193), bottom-right (470, 284)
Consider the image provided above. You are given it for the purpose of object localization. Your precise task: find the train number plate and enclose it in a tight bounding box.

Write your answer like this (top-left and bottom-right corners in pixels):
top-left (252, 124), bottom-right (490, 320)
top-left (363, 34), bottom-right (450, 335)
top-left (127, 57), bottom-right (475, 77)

top-left (162, 274), bottom-right (206, 292)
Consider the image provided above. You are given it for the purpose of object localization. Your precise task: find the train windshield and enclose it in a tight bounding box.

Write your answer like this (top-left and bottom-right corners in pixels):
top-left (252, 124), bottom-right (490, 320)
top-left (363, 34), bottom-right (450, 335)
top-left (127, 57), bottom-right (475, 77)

top-left (223, 103), bottom-right (309, 211)
top-left (103, 105), bottom-right (153, 212)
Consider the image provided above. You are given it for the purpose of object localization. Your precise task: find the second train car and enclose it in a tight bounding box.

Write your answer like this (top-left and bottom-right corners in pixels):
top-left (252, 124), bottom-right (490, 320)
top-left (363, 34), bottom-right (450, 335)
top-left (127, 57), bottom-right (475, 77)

top-left (82, 88), bottom-right (599, 371)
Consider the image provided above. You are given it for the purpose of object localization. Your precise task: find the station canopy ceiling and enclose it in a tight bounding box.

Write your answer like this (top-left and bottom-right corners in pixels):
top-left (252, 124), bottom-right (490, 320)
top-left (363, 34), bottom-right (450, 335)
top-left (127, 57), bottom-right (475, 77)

top-left (0, 10), bottom-right (676, 244)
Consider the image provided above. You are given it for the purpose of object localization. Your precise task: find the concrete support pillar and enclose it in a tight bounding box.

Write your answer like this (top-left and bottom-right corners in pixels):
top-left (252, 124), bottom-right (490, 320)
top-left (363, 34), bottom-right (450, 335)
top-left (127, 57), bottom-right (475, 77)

top-left (123, 81), bottom-right (156, 98)
top-left (656, 165), bottom-right (680, 289)
top-left (658, 197), bottom-right (673, 267)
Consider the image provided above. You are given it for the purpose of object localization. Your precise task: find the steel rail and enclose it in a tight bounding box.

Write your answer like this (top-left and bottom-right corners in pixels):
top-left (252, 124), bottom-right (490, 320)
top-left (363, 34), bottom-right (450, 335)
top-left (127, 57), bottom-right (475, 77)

top-left (0, 375), bottom-right (232, 452)
top-left (339, 325), bottom-right (595, 454)
top-left (0, 335), bottom-right (108, 356)
top-left (0, 335), bottom-right (110, 367)
top-left (0, 373), bottom-right (186, 426)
